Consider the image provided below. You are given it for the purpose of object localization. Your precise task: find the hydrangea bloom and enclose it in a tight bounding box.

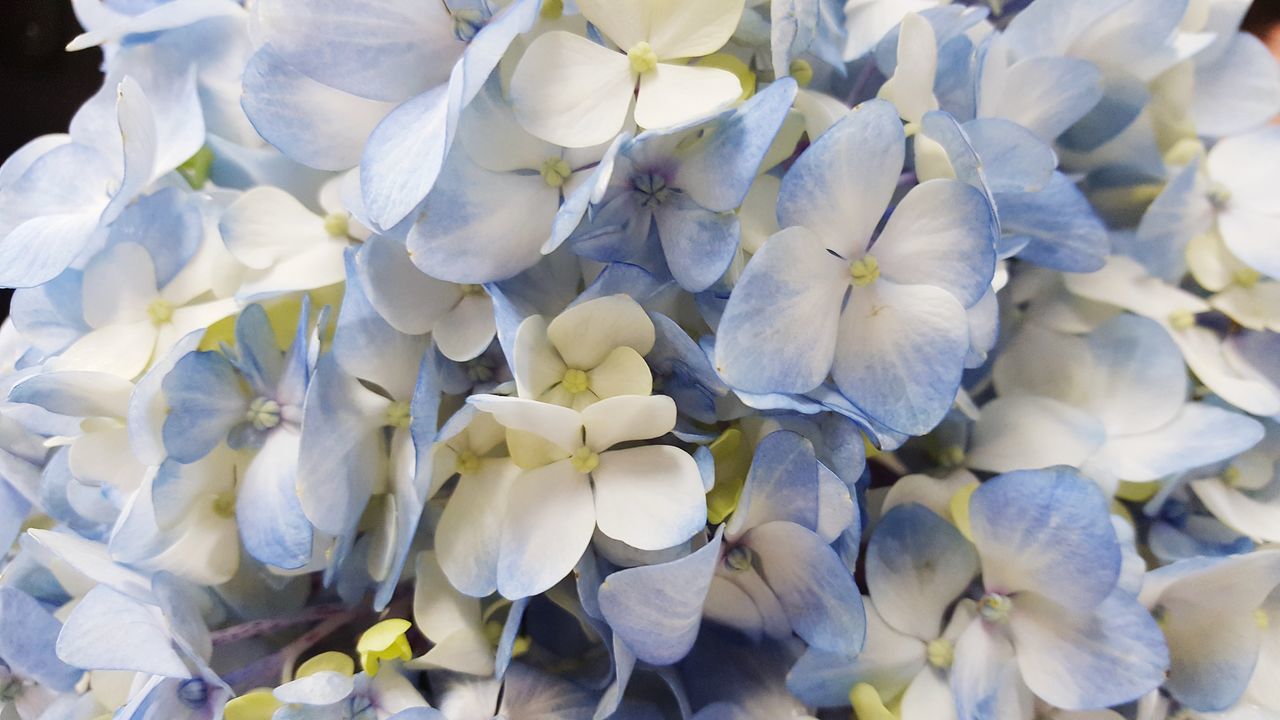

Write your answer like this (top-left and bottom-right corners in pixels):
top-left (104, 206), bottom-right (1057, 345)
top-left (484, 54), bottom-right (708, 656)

top-left (1, 0), bottom-right (1279, 718)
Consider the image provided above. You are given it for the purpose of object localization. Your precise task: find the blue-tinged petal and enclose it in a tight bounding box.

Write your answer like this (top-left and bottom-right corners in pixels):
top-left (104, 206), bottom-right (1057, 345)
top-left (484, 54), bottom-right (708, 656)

top-left (714, 227), bottom-right (849, 395)
top-left (1141, 551), bottom-right (1280, 711)
top-left (1092, 403), bottom-right (1263, 483)
top-left (0, 213), bottom-right (102, 290)
top-left (598, 529), bottom-right (722, 665)
top-left (1084, 313), bottom-right (1188, 435)
top-left (950, 621), bottom-right (1030, 720)
top-left (997, 172), bottom-right (1108, 273)
top-left (388, 709), bottom-right (447, 720)
top-left (161, 350), bottom-right (247, 463)
top-left (106, 188), bottom-right (201, 288)
top-left (548, 133), bottom-right (627, 253)
top-left (867, 504), bottom-right (978, 641)
top-left (255, 0), bottom-right (460, 102)
top-left (981, 53), bottom-right (1103, 143)
top-left (241, 46), bottom-right (395, 171)
top-left (333, 250), bottom-right (430, 400)
top-left (230, 303), bottom-right (285, 398)
top-left (1010, 590), bottom-right (1167, 710)
top-left (360, 85), bottom-right (450, 230)
top-left (494, 596), bottom-right (528, 680)
top-left (647, 311), bottom-right (728, 424)
top-left (9, 371), bottom-right (133, 420)
top-left (677, 78), bottom-right (799, 212)
top-left (1123, 160), bottom-right (1208, 283)
top-left (777, 99), bottom-right (905, 258)
top-left (496, 461), bottom-right (595, 599)
top-left (1191, 32), bottom-right (1280, 138)
top-left (357, 233), bottom-right (462, 337)
top-left (436, 460), bottom-right (519, 598)
top-left (297, 355), bottom-right (390, 537)
top-left (787, 604), bottom-right (925, 708)
top-left (652, 195), bottom-right (739, 293)
top-left (967, 396), bottom-right (1107, 474)
top-left (960, 119), bottom-right (1056, 194)
top-left (448, 0), bottom-right (542, 122)
top-left (748, 521), bottom-right (865, 657)
top-left (872, 179), bottom-right (997, 307)
top-left (0, 481), bottom-right (31, 553)
top-left (0, 587), bottom-right (82, 690)
top-left (495, 662), bottom-right (595, 719)
top-left (24, 529), bottom-right (152, 600)
top-left (236, 429), bottom-right (313, 569)
top-left (56, 585), bottom-right (191, 678)
top-left (101, 77), bottom-right (160, 226)
top-left (10, 268), bottom-right (87, 355)
top-left (969, 467), bottom-right (1120, 609)
top-left (833, 281), bottom-right (968, 436)
top-left (407, 151), bottom-right (558, 284)
top-left (726, 430), bottom-right (819, 540)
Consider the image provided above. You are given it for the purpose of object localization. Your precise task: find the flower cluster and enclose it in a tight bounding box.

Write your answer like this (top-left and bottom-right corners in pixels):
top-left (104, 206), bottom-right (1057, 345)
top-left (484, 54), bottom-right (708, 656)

top-left (1, 0), bottom-right (1279, 718)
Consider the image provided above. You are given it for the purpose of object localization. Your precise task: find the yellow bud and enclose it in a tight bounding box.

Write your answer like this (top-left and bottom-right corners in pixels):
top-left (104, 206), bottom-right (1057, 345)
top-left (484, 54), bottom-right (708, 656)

top-left (223, 690), bottom-right (282, 720)
top-left (949, 482), bottom-right (978, 542)
top-left (850, 683), bottom-right (896, 720)
top-left (540, 0), bottom-right (563, 20)
top-left (356, 619), bottom-right (413, 675)
top-left (323, 212), bottom-right (350, 238)
top-left (296, 651), bottom-right (355, 679)
top-left (789, 59), bottom-right (814, 87)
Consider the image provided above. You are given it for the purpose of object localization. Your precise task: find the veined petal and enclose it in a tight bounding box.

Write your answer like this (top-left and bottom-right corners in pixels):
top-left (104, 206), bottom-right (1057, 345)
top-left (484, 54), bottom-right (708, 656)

top-left (547, 294), bottom-right (655, 370)
top-left (236, 429), bottom-right (314, 570)
top-left (634, 63), bottom-right (742, 132)
top-left (56, 585), bottom-right (190, 678)
top-left (358, 234), bottom-right (462, 337)
top-left (777, 99), bottom-right (904, 258)
top-left (496, 460), bottom-right (594, 599)
top-left (644, 0), bottom-right (746, 59)
top-left (582, 394), bottom-right (676, 451)
top-left (598, 529), bottom-right (722, 665)
top-left (509, 32), bottom-right (636, 148)
top-left (715, 226), bottom-right (849, 394)
top-left (1089, 403), bottom-right (1264, 483)
top-left (873, 179), bottom-right (997, 307)
top-left (833, 281), bottom-right (969, 436)
top-left (969, 467), bottom-right (1120, 610)
top-left (436, 460), bottom-right (519, 598)
top-left (592, 445), bottom-right (706, 551)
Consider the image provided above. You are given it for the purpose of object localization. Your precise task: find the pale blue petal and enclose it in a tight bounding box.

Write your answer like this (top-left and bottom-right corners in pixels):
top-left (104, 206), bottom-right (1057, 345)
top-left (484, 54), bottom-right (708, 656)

top-left (406, 150), bottom-right (558, 283)
top-left (230, 303), bottom-right (286, 398)
top-left (961, 118), bottom-right (1056, 194)
top-left (598, 530), bottom-right (722, 666)
top-left (997, 172), bottom-right (1109, 272)
top-left (726, 430), bottom-right (819, 539)
top-left (748, 521), bottom-right (865, 657)
top-left (872, 179), bottom-right (997, 307)
top-left (161, 351), bottom-right (248, 463)
top-left (969, 467), bottom-right (1120, 609)
top-left (56, 585), bottom-right (191, 678)
top-left (105, 188), bottom-right (201, 287)
top-left (652, 194), bottom-right (739, 292)
top-left (360, 85), bottom-right (450, 230)
top-left (777, 99), bottom-right (905, 258)
top-left (333, 250), bottom-right (430, 400)
top-left (9, 371), bottom-right (133, 419)
top-left (10, 269), bottom-right (87, 355)
top-left (0, 587), bottom-right (82, 690)
top-left (831, 281), bottom-right (969, 436)
top-left (714, 227), bottom-right (849, 395)
top-left (236, 429), bottom-right (313, 569)
top-left (1192, 32), bottom-right (1280, 138)
top-left (867, 504), bottom-right (978, 641)
top-left (950, 621), bottom-right (1027, 720)
top-left (241, 47), bottom-right (395, 171)
top-left (986, 54), bottom-right (1104, 142)
top-left (1010, 590), bottom-right (1167, 709)
top-left (677, 78), bottom-right (798, 212)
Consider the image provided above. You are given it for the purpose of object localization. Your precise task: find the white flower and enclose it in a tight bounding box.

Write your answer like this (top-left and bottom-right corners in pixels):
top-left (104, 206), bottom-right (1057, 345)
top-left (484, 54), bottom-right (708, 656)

top-left (508, 0), bottom-right (747, 147)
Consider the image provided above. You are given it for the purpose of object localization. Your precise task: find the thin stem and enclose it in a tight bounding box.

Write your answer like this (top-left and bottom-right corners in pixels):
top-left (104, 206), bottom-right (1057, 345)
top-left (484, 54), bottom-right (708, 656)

top-left (211, 604), bottom-right (350, 646)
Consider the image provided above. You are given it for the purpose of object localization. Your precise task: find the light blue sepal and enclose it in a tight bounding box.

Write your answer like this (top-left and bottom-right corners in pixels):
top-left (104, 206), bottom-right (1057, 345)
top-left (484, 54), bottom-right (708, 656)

top-left (598, 529), bottom-right (723, 666)
top-left (236, 429), bottom-right (314, 570)
top-left (0, 587), bottom-right (82, 690)
top-left (998, 172), bottom-right (1109, 272)
top-left (161, 351), bottom-right (249, 464)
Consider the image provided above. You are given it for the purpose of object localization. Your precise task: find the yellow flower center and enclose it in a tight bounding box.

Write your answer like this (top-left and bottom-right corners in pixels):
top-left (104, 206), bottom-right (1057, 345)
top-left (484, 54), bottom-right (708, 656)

top-left (979, 592), bottom-right (1013, 623)
top-left (212, 493), bottom-right (236, 519)
top-left (1168, 309), bottom-right (1197, 330)
top-left (927, 638), bottom-right (954, 668)
top-left (562, 368), bottom-right (590, 395)
top-left (850, 255), bottom-right (880, 287)
top-left (1234, 267), bottom-right (1261, 289)
top-left (459, 283), bottom-right (485, 296)
top-left (246, 397), bottom-right (282, 431)
top-left (147, 298), bottom-right (175, 325)
top-left (1222, 465), bottom-right (1242, 487)
top-left (628, 42), bottom-right (658, 74)
top-left (385, 400), bottom-right (411, 429)
top-left (570, 446), bottom-right (600, 473)
top-left (323, 212), bottom-right (350, 238)
top-left (789, 59), bottom-right (814, 87)
top-left (455, 450), bottom-right (481, 476)
top-left (540, 157), bottom-right (572, 188)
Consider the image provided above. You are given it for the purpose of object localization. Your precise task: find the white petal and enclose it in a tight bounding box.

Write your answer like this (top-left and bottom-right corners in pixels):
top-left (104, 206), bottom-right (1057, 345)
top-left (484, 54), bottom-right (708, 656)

top-left (582, 394), bottom-right (676, 451)
top-left (513, 315), bottom-right (568, 400)
top-left (586, 346), bottom-right (653, 400)
top-left (81, 242), bottom-right (157, 327)
top-left (967, 396), bottom-right (1107, 474)
top-left (467, 395), bottom-right (583, 453)
top-left (509, 32), bottom-right (636, 148)
top-left (547, 294), bottom-right (655, 370)
top-left (219, 187), bottom-right (328, 269)
top-left (644, 0), bottom-right (746, 58)
top-left (436, 461), bottom-right (520, 598)
top-left (496, 460), bottom-right (595, 599)
top-left (635, 63), bottom-right (742, 131)
top-left (434, 292), bottom-right (496, 363)
top-left (877, 12), bottom-right (938, 124)
top-left (592, 445), bottom-right (706, 551)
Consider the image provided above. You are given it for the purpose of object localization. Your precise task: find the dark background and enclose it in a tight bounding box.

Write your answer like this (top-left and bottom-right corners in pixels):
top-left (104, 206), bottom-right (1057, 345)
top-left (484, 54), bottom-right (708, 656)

top-left (1, 1), bottom-right (1279, 325)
